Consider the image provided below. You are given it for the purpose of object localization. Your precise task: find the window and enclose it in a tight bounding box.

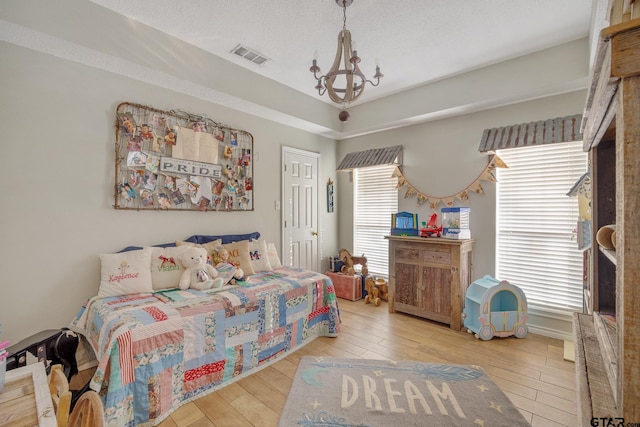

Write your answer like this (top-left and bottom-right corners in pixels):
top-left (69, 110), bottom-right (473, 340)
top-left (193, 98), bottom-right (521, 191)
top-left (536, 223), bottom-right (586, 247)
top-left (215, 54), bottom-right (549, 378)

top-left (496, 141), bottom-right (587, 312)
top-left (353, 164), bottom-right (398, 277)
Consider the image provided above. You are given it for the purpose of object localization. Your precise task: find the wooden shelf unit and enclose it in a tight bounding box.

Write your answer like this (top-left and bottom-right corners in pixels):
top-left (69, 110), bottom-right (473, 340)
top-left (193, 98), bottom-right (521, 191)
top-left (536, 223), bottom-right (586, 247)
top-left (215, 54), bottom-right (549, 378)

top-left (385, 235), bottom-right (473, 331)
top-left (574, 16), bottom-right (640, 423)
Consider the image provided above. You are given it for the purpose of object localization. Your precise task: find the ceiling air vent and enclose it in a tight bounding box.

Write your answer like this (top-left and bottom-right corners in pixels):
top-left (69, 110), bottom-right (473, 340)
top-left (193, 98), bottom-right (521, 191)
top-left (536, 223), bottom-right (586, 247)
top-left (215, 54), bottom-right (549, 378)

top-left (230, 44), bottom-right (270, 66)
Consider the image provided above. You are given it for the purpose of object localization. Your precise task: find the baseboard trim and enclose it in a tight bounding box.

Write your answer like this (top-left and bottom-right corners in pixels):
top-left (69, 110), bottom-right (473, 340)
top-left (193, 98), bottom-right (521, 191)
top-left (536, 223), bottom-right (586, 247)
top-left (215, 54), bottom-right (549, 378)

top-left (528, 324), bottom-right (574, 341)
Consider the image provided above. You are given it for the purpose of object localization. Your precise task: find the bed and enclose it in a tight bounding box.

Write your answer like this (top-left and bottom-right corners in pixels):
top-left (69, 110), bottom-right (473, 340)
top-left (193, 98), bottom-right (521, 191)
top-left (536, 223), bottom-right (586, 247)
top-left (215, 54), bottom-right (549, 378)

top-left (69, 234), bottom-right (340, 426)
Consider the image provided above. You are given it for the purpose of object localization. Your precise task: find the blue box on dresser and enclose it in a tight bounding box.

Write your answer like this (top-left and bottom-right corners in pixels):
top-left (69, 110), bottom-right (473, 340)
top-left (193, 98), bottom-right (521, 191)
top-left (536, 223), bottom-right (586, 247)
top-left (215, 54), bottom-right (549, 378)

top-left (442, 207), bottom-right (471, 240)
top-left (391, 211), bottom-right (419, 236)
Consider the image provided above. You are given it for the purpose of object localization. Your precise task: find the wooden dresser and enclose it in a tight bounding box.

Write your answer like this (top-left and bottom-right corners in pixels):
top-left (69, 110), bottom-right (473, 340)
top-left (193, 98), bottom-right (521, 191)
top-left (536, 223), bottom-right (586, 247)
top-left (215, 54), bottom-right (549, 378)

top-left (385, 236), bottom-right (473, 330)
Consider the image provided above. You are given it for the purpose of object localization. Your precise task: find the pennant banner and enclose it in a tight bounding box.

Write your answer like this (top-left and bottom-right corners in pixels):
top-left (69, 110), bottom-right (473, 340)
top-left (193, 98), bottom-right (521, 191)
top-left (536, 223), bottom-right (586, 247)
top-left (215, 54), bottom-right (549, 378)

top-left (392, 154), bottom-right (507, 208)
top-left (481, 169), bottom-right (497, 183)
top-left (469, 181), bottom-right (484, 195)
top-left (404, 187), bottom-right (417, 198)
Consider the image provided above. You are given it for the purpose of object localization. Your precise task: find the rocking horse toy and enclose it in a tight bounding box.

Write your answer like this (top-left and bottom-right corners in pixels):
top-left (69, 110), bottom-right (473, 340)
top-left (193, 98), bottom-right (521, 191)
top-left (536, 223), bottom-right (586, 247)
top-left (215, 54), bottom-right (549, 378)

top-left (338, 248), bottom-right (368, 276)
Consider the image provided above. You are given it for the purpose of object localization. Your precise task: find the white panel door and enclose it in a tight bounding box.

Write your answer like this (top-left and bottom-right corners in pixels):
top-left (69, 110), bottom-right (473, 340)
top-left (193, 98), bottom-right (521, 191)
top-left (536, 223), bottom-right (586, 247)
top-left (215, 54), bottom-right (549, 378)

top-left (282, 147), bottom-right (319, 271)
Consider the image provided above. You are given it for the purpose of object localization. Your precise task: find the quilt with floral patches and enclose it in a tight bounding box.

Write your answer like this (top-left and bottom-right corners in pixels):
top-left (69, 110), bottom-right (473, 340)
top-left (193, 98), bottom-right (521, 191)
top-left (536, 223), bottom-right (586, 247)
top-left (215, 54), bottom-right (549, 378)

top-left (69, 266), bottom-right (340, 427)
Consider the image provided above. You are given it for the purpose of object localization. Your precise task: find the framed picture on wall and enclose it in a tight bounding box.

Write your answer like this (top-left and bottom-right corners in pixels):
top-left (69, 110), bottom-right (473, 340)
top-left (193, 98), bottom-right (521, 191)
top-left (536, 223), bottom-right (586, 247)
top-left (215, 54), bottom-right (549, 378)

top-left (114, 102), bottom-right (254, 212)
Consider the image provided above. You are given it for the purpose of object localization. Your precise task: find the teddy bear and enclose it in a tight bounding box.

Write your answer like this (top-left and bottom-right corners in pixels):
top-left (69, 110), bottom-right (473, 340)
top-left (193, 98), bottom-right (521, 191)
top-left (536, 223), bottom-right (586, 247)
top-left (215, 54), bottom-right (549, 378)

top-left (178, 247), bottom-right (224, 290)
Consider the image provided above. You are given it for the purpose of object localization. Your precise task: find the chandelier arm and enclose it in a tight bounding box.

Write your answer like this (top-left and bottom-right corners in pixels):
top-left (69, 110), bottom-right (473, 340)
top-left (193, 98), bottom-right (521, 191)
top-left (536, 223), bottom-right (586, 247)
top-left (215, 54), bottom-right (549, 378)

top-left (316, 76), bottom-right (327, 96)
top-left (348, 64), bottom-right (367, 102)
top-left (350, 61), bottom-right (366, 80)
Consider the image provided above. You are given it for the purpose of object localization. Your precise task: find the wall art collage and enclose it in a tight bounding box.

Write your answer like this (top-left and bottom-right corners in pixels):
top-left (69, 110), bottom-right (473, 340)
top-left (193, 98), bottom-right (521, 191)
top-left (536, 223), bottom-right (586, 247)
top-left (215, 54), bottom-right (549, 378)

top-left (114, 102), bottom-right (253, 211)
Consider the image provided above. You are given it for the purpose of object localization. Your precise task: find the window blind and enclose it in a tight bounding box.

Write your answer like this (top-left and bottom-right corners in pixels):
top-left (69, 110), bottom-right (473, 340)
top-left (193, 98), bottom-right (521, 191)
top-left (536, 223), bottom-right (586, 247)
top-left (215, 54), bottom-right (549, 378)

top-left (496, 141), bottom-right (587, 312)
top-left (354, 165), bottom-right (398, 277)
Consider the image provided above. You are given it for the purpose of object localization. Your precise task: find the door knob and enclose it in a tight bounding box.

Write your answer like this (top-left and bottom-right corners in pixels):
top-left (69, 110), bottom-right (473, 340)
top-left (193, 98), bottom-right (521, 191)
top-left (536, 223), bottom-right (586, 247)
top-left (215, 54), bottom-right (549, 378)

top-left (311, 231), bottom-right (318, 236)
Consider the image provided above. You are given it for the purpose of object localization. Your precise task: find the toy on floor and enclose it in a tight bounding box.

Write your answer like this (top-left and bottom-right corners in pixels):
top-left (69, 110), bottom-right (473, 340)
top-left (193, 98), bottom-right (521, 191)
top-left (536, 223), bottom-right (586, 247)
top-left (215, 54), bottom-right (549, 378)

top-left (338, 248), bottom-right (368, 275)
top-left (364, 277), bottom-right (388, 306)
top-left (462, 275), bottom-right (528, 340)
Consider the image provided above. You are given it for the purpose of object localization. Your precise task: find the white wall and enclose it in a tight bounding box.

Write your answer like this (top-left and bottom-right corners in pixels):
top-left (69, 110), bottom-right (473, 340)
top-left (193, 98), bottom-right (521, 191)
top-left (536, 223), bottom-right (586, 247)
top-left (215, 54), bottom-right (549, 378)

top-left (0, 42), bottom-right (337, 345)
top-left (0, 38), bottom-right (587, 344)
top-left (337, 90), bottom-right (587, 340)
top-left (0, 0), bottom-right (589, 343)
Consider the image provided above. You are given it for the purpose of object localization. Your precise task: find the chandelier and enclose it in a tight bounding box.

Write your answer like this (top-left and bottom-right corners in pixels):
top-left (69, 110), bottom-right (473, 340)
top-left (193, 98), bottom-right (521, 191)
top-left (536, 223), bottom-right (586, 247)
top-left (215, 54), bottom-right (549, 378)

top-left (309, 0), bottom-right (383, 122)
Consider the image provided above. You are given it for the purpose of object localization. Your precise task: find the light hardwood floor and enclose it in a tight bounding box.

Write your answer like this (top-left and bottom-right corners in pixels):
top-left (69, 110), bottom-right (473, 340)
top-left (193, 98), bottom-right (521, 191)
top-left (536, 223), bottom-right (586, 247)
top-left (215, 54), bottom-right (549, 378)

top-left (72, 298), bottom-right (578, 427)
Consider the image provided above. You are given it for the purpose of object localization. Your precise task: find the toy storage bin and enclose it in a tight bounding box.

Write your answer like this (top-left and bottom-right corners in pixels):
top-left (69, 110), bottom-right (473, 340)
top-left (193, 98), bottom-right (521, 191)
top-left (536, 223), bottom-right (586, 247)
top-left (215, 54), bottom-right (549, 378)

top-left (325, 271), bottom-right (362, 301)
top-left (463, 275), bottom-right (528, 340)
top-left (442, 207), bottom-right (471, 239)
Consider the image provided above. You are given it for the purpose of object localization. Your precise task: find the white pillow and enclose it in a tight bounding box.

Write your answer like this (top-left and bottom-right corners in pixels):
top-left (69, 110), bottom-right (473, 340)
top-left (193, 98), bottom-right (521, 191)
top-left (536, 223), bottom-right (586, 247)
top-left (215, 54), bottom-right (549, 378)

top-left (267, 242), bottom-right (282, 268)
top-left (148, 246), bottom-right (188, 290)
top-left (248, 240), bottom-right (273, 272)
top-left (99, 248), bottom-right (153, 297)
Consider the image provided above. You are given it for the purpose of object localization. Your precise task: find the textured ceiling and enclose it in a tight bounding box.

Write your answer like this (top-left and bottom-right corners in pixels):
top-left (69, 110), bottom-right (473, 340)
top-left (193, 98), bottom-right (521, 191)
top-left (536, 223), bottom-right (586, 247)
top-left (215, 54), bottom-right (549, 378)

top-left (87, 0), bottom-right (593, 105)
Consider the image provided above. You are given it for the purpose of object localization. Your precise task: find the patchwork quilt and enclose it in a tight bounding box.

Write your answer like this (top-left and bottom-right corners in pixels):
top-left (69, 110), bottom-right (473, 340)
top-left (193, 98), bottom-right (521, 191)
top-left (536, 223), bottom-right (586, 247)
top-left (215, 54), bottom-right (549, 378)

top-left (69, 266), bottom-right (340, 426)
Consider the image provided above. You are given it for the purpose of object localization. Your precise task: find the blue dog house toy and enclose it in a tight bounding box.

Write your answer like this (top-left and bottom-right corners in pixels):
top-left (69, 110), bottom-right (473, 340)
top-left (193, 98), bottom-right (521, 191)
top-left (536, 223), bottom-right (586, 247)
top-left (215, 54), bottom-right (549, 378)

top-left (391, 211), bottom-right (419, 236)
top-left (463, 275), bottom-right (528, 340)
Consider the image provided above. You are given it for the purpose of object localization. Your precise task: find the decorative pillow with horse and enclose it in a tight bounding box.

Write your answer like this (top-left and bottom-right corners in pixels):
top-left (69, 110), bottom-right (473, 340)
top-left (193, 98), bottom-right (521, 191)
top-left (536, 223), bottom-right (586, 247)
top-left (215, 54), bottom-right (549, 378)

top-left (148, 246), bottom-right (189, 290)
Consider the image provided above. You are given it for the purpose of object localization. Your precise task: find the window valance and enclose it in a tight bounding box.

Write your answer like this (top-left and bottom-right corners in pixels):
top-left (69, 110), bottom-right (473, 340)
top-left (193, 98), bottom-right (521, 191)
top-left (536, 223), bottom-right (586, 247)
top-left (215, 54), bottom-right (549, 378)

top-left (478, 114), bottom-right (583, 153)
top-left (337, 145), bottom-right (402, 171)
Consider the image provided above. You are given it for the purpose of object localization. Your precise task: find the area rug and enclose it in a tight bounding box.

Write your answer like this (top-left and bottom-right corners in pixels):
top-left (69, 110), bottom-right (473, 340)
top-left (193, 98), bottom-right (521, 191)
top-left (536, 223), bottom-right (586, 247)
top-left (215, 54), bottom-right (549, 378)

top-left (278, 356), bottom-right (530, 427)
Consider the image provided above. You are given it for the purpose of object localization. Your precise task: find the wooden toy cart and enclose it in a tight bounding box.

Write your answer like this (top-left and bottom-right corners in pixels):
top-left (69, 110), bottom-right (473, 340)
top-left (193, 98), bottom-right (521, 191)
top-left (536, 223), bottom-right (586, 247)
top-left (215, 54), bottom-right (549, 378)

top-left (364, 277), bottom-right (388, 306)
top-left (462, 275), bottom-right (528, 340)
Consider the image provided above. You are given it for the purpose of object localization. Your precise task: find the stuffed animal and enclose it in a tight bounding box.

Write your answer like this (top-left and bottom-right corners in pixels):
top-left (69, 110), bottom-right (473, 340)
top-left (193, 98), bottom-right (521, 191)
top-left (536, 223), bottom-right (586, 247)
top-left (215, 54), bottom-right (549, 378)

top-left (179, 247), bottom-right (224, 290)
